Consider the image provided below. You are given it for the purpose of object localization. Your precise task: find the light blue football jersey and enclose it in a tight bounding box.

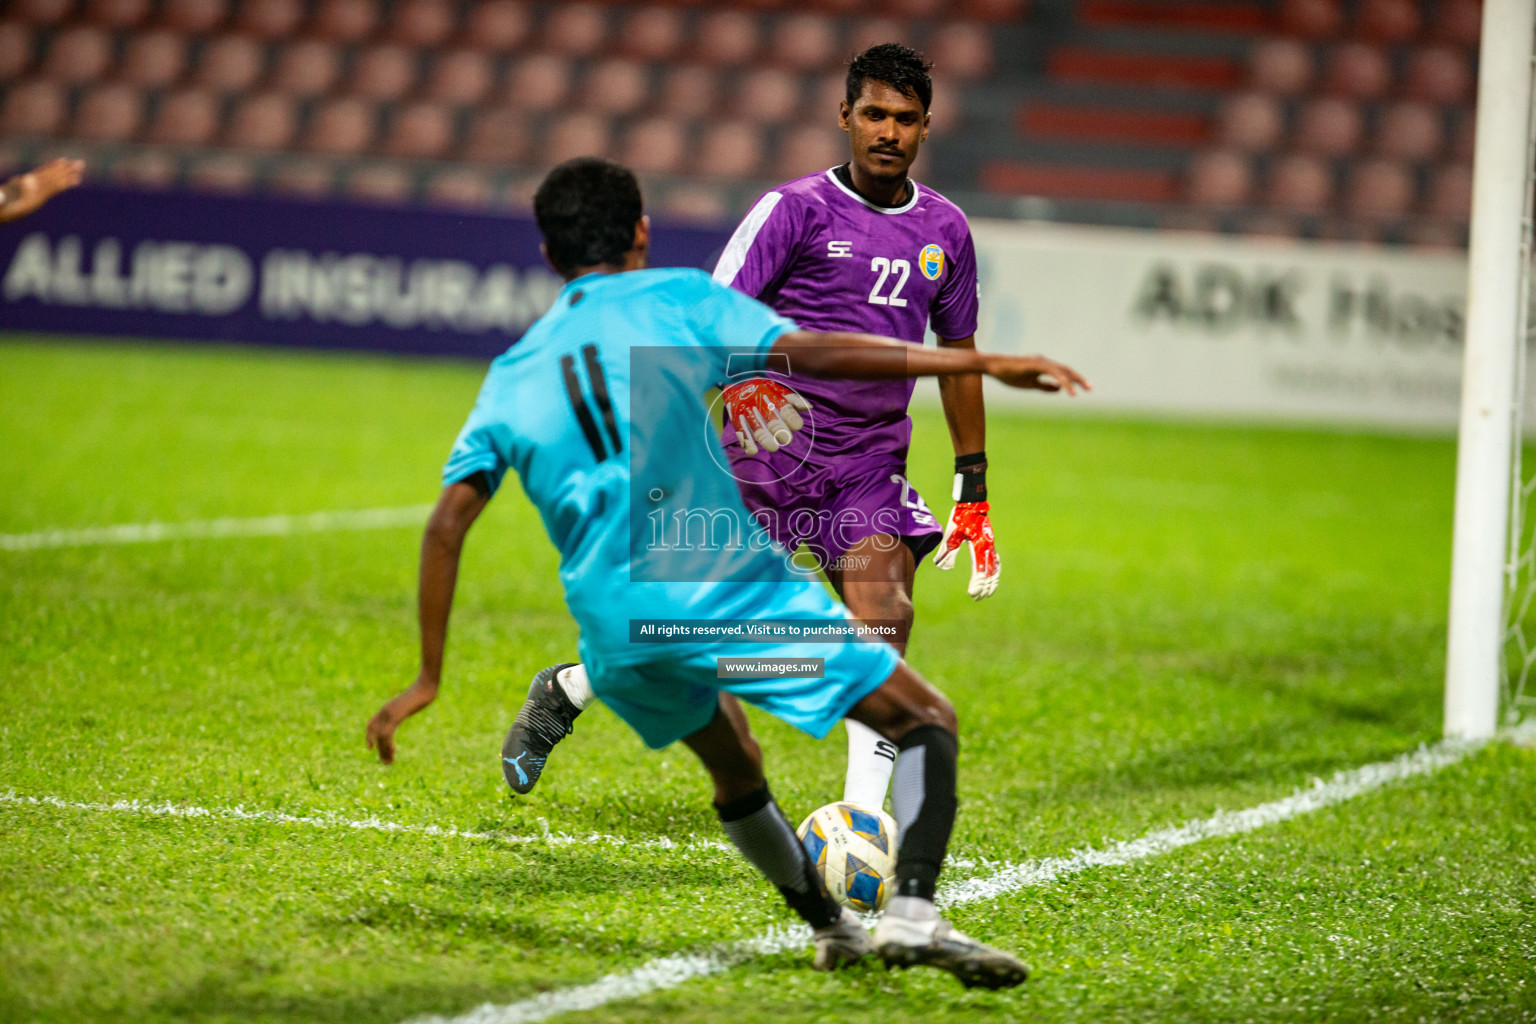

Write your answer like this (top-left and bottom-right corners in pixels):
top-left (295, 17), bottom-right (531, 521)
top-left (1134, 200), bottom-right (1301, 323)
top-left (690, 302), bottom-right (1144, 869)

top-left (442, 267), bottom-right (848, 668)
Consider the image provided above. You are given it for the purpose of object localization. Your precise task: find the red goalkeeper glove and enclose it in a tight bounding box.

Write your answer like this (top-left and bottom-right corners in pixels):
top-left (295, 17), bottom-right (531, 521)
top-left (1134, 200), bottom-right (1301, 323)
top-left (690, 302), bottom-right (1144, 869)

top-left (723, 378), bottom-right (811, 455)
top-left (933, 452), bottom-right (999, 600)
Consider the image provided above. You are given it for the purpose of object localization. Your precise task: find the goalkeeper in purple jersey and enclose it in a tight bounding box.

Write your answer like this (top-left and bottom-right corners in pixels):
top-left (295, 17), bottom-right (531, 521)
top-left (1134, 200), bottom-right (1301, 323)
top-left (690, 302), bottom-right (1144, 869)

top-left (501, 45), bottom-right (1087, 809)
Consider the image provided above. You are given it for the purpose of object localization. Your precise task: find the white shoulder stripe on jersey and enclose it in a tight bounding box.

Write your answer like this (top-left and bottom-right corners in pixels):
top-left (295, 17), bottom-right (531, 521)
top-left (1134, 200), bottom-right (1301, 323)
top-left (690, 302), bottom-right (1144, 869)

top-left (711, 191), bottom-right (784, 287)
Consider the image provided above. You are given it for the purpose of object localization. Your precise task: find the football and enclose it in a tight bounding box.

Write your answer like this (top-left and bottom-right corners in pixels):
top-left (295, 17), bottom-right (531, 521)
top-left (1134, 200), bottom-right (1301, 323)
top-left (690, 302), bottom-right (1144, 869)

top-left (796, 802), bottom-right (899, 913)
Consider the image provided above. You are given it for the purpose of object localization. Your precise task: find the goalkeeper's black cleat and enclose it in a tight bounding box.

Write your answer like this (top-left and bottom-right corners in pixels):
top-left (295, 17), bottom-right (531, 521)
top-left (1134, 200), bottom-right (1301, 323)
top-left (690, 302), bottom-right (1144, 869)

top-left (501, 663), bottom-right (581, 796)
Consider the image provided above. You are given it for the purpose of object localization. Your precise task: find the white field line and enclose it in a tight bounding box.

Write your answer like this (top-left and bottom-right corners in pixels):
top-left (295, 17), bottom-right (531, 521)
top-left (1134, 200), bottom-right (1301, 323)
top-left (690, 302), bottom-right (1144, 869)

top-left (407, 721), bottom-right (1536, 1024)
top-left (0, 791), bottom-right (731, 853)
top-left (0, 504), bottom-right (436, 552)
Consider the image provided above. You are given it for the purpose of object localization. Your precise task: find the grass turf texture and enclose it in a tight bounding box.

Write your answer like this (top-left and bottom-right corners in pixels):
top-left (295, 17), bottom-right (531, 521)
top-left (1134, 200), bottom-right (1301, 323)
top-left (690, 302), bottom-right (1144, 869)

top-left (2, 336), bottom-right (1533, 1023)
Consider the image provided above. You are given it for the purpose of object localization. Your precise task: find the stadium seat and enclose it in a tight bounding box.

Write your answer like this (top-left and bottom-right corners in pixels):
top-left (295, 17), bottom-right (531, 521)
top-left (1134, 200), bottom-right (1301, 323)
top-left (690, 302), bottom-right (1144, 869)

top-left (391, 0), bottom-right (455, 48)
top-left (1, 79), bottom-right (66, 135)
top-left (1215, 92), bottom-right (1285, 152)
top-left (504, 53), bottom-right (571, 113)
top-left (195, 35), bottom-right (267, 93)
top-left (74, 82), bottom-right (144, 141)
top-left (84, 0), bottom-right (149, 28)
top-left (346, 162), bottom-right (414, 203)
top-left (159, 0), bottom-right (226, 34)
top-left (543, 3), bottom-right (607, 57)
top-left (146, 87), bottom-right (219, 145)
top-left (619, 7), bottom-right (685, 61)
top-left (427, 49), bottom-right (495, 105)
top-left (1248, 37), bottom-right (1313, 95)
top-left (119, 30), bottom-right (187, 87)
top-left (1345, 158), bottom-right (1414, 219)
top-left (886, 0), bottom-right (945, 17)
top-left (622, 116), bottom-right (688, 175)
top-left (698, 123), bottom-right (763, 178)
top-left (112, 148), bottom-right (180, 187)
top-left (237, 0), bottom-right (303, 39)
top-left (582, 58), bottom-right (651, 116)
top-left (963, 0), bottom-right (1028, 21)
top-left (1356, 0), bottom-right (1420, 44)
top-left (349, 44), bottom-right (418, 102)
top-left (544, 111), bottom-right (611, 165)
top-left (463, 0), bottom-right (531, 53)
top-left (1375, 101), bottom-right (1443, 162)
top-left (0, 24), bottom-right (35, 79)
top-left (1324, 42), bottom-right (1391, 99)
top-left (187, 153), bottom-right (254, 192)
top-left (269, 39), bottom-right (341, 98)
top-left (305, 96), bottom-right (377, 154)
top-left (848, 17), bottom-right (909, 54)
top-left (1449, 109), bottom-right (1476, 163)
top-left (269, 157), bottom-right (335, 196)
top-left (40, 25), bottom-right (113, 84)
top-left (734, 68), bottom-right (802, 124)
top-left (1402, 221), bottom-right (1464, 249)
top-left (805, 71), bottom-right (848, 118)
top-left (658, 64), bottom-right (717, 119)
top-left (1236, 212), bottom-right (1301, 240)
top-left (1405, 46), bottom-right (1473, 106)
top-left (312, 0), bottom-right (377, 43)
top-left (383, 101), bottom-right (453, 159)
top-left (1186, 149), bottom-right (1252, 207)
top-left (12, 0), bottom-right (73, 25)
top-left (426, 168), bottom-right (491, 207)
top-left (1266, 152), bottom-right (1334, 211)
top-left (659, 184), bottom-right (729, 223)
top-left (227, 92), bottom-right (297, 150)
top-left (931, 23), bottom-right (994, 81)
top-left (696, 10), bottom-right (759, 65)
top-left (1279, 0), bottom-right (1343, 38)
top-left (776, 124), bottom-right (845, 179)
top-left (1426, 163), bottom-right (1472, 221)
top-left (769, 14), bottom-right (838, 71)
top-left (1431, 0), bottom-right (1482, 47)
top-left (461, 106), bottom-right (530, 164)
top-left (1296, 97), bottom-right (1363, 156)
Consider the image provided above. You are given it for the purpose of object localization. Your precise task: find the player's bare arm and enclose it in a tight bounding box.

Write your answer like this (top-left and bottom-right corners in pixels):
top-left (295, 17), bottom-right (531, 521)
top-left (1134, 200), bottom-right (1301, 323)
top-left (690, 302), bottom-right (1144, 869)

top-left (773, 331), bottom-right (1090, 393)
top-left (366, 478), bottom-right (488, 763)
top-left (936, 334), bottom-right (986, 457)
top-left (0, 158), bottom-right (85, 223)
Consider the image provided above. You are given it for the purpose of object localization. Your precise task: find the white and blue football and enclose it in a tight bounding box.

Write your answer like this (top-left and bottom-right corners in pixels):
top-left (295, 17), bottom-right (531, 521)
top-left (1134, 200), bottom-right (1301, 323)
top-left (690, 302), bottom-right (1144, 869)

top-left (796, 802), bottom-right (898, 913)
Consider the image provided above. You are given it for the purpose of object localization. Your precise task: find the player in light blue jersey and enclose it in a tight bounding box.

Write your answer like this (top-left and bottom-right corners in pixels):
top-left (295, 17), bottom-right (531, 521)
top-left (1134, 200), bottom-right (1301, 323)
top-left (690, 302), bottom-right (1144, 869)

top-left (365, 159), bottom-right (1084, 987)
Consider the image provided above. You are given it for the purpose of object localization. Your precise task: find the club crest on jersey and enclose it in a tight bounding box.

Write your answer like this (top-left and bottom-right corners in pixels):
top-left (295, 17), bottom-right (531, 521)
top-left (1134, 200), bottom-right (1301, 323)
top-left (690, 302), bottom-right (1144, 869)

top-left (920, 244), bottom-right (945, 280)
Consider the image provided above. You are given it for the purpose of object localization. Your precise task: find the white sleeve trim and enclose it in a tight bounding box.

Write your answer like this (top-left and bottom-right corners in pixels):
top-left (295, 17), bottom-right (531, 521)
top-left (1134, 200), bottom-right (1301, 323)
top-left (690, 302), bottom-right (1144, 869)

top-left (711, 191), bottom-right (784, 287)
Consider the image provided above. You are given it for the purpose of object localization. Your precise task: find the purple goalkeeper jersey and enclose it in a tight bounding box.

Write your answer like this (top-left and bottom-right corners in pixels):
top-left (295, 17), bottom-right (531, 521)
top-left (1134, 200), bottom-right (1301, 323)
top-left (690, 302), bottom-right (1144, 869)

top-left (712, 168), bottom-right (980, 462)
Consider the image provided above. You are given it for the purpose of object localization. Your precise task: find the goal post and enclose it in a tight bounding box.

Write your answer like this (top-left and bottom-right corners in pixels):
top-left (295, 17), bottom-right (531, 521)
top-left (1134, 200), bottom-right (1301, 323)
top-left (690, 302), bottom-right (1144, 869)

top-left (1445, 0), bottom-right (1536, 740)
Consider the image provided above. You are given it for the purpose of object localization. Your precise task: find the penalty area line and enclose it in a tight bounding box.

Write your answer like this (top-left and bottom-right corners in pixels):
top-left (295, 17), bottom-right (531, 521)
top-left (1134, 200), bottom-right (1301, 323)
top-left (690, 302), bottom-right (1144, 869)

top-left (0, 504), bottom-right (438, 551)
top-left (406, 721), bottom-right (1536, 1024)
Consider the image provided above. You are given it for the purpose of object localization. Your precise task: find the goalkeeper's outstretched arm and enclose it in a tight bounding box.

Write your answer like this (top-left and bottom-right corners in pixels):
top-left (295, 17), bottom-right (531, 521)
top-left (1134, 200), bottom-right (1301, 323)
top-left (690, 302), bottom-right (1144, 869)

top-left (770, 331), bottom-right (1089, 394)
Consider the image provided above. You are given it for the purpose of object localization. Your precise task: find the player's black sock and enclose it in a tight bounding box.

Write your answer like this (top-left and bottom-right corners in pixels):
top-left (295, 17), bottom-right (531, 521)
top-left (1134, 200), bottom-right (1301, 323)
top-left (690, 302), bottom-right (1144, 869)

top-left (716, 783), bottom-right (841, 930)
top-left (890, 724), bottom-right (959, 901)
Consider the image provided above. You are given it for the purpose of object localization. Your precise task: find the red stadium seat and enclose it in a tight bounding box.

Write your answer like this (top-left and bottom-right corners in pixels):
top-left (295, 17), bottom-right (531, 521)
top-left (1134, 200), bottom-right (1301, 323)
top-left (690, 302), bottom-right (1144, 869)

top-left (1214, 92), bottom-right (1284, 152)
top-left (734, 68), bottom-right (802, 124)
top-left (188, 153), bottom-right (254, 192)
top-left (1267, 153), bottom-right (1333, 211)
top-left (543, 3), bottom-right (607, 57)
top-left (1431, 0), bottom-right (1482, 47)
top-left (426, 169), bottom-right (491, 207)
top-left (1356, 0), bottom-right (1420, 44)
top-left (886, 0), bottom-right (945, 17)
top-left (313, 0), bottom-right (378, 43)
top-left (1186, 149), bottom-right (1253, 207)
top-left (696, 11), bottom-right (759, 65)
top-left (238, 0), bottom-right (303, 39)
top-left (119, 30), bottom-right (187, 87)
top-left (84, 0), bottom-right (149, 28)
top-left (776, 124), bottom-right (845, 179)
top-left (347, 163), bottom-right (413, 203)
top-left (463, 0), bottom-right (532, 53)
top-left (146, 87), bottom-right (220, 145)
top-left (195, 35), bottom-right (267, 93)
top-left (384, 101), bottom-right (453, 159)
top-left (1296, 97), bottom-right (1363, 156)
top-left (698, 123), bottom-right (763, 178)
top-left (461, 106), bottom-right (531, 164)
top-left (349, 44), bottom-right (418, 102)
top-left (74, 82), bottom-right (144, 141)
top-left (1324, 42), bottom-right (1391, 99)
top-left (1426, 163), bottom-right (1472, 220)
top-left (1279, 0), bottom-right (1343, 38)
top-left (583, 58), bottom-right (650, 116)
top-left (658, 64), bottom-right (716, 119)
top-left (622, 117), bottom-right (688, 175)
top-left (1405, 46), bottom-right (1473, 105)
top-left (543, 111), bottom-right (612, 165)
top-left (849, 17), bottom-right (909, 54)
top-left (504, 54), bottom-right (571, 113)
top-left (1, 80), bottom-right (66, 135)
top-left (0, 24), bottom-right (35, 79)
top-left (1345, 158), bottom-right (1414, 219)
top-left (269, 158), bottom-right (335, 197)
top-left (1449, 109), bottom-right (1476, 163)
top-left (269, 39), bottom-right (341, 98)
top-left (660, 184), bottom-right (729, 224)
top-left (1248, 37), bottom-right (1312, 95)
top-left (113, 149), bottom-right (180, 188)
top-left (41, 26), bottom-right (113, 84)
top-left (931, 22), bottom-right (994, 81)
top-left (12, 0), bottom-right (74, 25)
top-left (963, 0), bottom-right (1028, 21)
top-left (159, 0), bottom-right (226, 34)
top-left (1375, 101), bottom-right (1443, 161)
top-left (769, 14), bottom-right (838, 71)
top-left (306, 96), bottom-right (377, 155)
top-left (1403, 221), bottom-right (1465, 249)
top-left (226, 92), bottom-right (297, 150)
top-left (619, 8), bottom-right (685, 61)
top-left (809, 0), bottom-right (868, 12)
top-left (391, 0), bottom-right (456, 48)
top-left (428, 49), bottom-right (495, 105)
top-left (805, 72), bottom-right (849, 118)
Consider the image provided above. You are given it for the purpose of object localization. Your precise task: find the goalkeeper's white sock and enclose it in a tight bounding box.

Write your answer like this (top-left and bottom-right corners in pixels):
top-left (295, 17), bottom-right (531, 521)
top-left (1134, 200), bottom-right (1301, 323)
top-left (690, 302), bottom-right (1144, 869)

top-left (556, 664), bottom-right (594, 711)
top-left (842, 718), bottom-right (898, 810)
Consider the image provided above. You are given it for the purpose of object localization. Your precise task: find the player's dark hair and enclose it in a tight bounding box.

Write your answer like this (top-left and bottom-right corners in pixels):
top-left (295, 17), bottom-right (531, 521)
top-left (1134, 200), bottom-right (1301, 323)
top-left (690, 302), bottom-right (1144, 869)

top-left (533, 157), bottom-right (643, 276)
top-left (846, 43), bottom-right (934, 111)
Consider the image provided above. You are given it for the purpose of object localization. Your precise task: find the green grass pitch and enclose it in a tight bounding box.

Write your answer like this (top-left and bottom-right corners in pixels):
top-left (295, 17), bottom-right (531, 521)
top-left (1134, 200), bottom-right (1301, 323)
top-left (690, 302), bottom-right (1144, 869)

top-left (2, 336), bottom-right (1534, 1023)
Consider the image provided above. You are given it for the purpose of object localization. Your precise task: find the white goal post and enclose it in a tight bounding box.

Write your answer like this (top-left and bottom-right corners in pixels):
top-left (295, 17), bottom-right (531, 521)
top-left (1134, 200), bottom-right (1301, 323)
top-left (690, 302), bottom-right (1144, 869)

top-left (1445, 0), bottom-right (1536, 739)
